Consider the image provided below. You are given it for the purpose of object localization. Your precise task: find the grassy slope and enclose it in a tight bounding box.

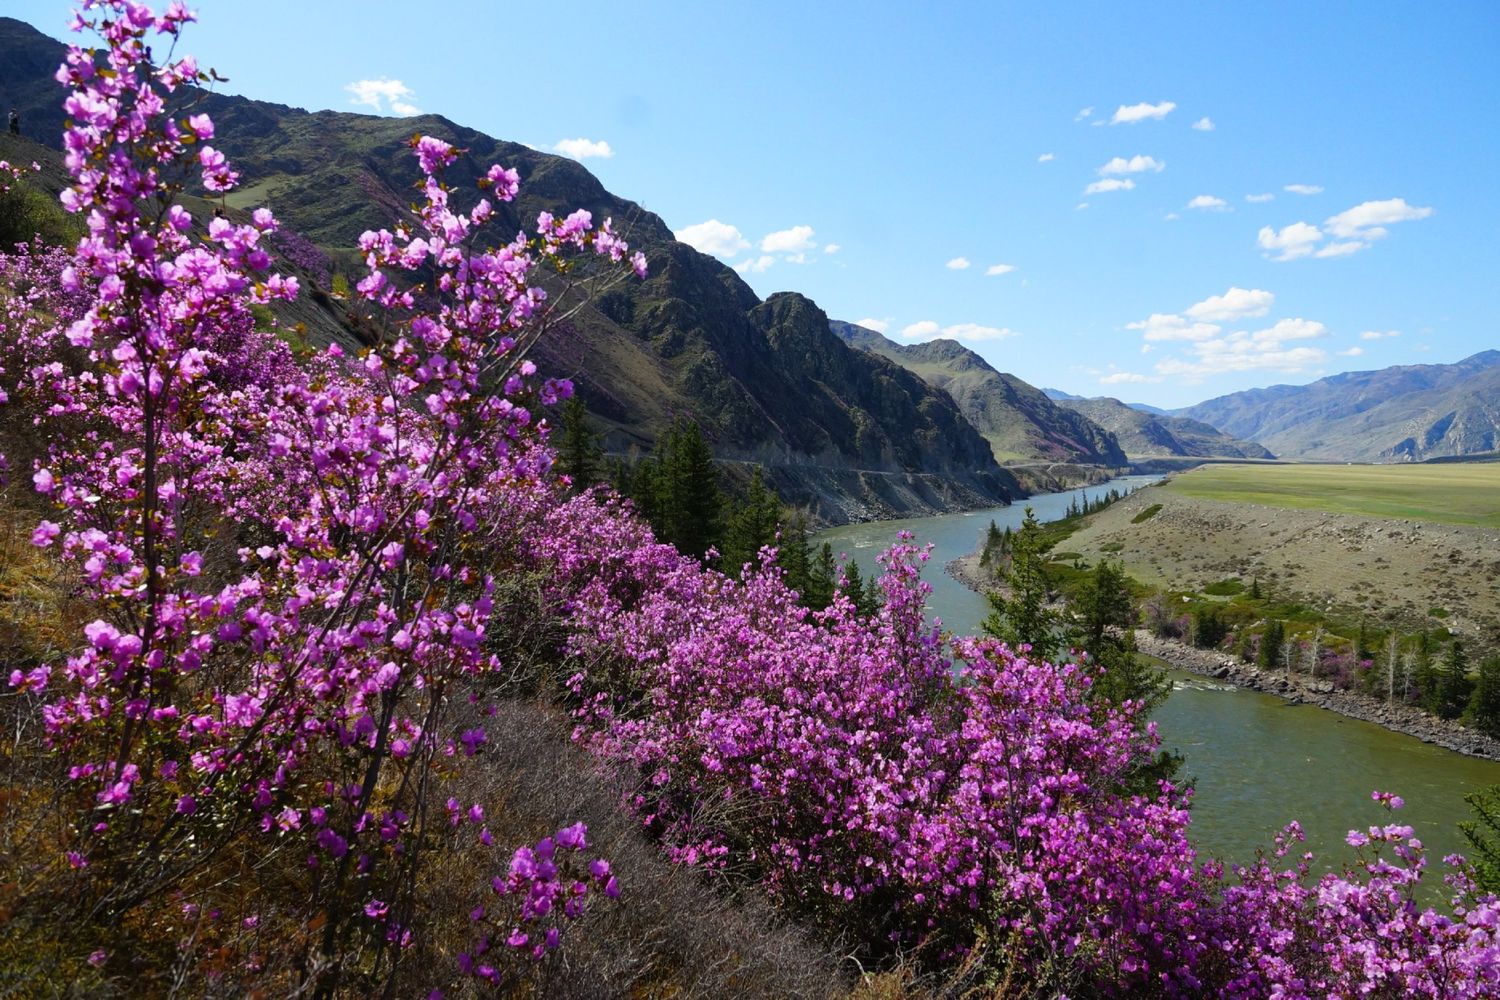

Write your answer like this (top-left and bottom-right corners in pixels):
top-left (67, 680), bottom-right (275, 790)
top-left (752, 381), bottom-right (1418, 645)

top-left (1161, 463), bottom-right (1500, 528)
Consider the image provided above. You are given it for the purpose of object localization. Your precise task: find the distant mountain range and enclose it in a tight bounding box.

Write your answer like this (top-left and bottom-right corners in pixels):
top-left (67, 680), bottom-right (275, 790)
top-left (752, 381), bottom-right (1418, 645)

top-left (833, 324), bottom-right (1127, 467)
top-left (1048, 396), bottom-right (1276, 460)
top-left (1043, 388), bottom-right (1169, 417)
top-left (1177, 351), bottom-right (1500, 462)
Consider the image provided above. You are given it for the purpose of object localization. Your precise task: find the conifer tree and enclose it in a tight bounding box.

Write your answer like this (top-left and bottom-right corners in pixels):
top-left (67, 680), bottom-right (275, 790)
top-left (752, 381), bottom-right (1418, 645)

top-left (1258, 619), bottom-right (1285, 672)
top-left (805, 542), bottom-right (838, 611)
top-left (719, 466), bottom-right (779, 577)
top-left (983, 507), bottom-right (1061, 662)
top-left (555, 393), bottom-right (602, 491)
top-left (1465, 654), bottom-right (1500, 738)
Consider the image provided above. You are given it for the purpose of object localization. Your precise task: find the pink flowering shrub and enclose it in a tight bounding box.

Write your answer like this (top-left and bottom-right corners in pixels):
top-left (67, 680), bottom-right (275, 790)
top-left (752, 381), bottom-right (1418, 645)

top-left (1, 3), bottom-right (1496, 998)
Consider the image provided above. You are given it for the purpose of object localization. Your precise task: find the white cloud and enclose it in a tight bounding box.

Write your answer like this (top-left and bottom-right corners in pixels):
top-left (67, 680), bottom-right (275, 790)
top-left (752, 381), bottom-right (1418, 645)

top-left (985, 263), bottom-right (1016, 276)
top-left (1284, 184), bottom-right (1323, 195)
top-left (1156, 343), bottom-right (1326, 378)
top-left (1360, 329), bottom-right (1400, 340)
top-left (1192, 116), bottom-right (1215, 131)
top-left (1075, 107), bottom-right (1094, 121)
top-left (1257, 221), bottom-right (1323, 261)
top-left (946, 257), bottom-right (972, 271)
top-left (760, 225), bottom-right (816, 254)
top-left (1076, 202), bottom-right (1089, 210)
top-left (675, 219), bottom-right (749, 257)
top-left (1111, 101), bottom-right (1176, 124)
top-left (1163, 212), bottom-right (1180, 221)
top-left (1324, 197), bottom-right (1433, 239)
top-left (1099, 155), bottom-right (1164, 175)
top-left (1339, 346), bottom-right (1365, 357)
top-left (1249, 317), bottom-right (1327, 344)
top-left (1101, 371), bottom-right (1162, 384)
top-left (898, 321), bottom-right (1018, 343)
top-left (1038, 152), bottom-right (1055, 162)
top-left (823, 243), bottom-right (841, 254)
top-left (1187, 194), bottom-right (1230, 211)
top-left (553, 137), bottom-right (614, 159)
top-left (1245, 193), bottom-right (1275, 203)
top-left (1085, 178), bottom-right (1136, 195)
top-left (733, 255), bottom-right (776, 274)
top-left (1127, 313), bottom-right (1222, 342)
top-left (1186, 287), bottom-right (1274, 322)
top-left (1313, 240), bottom-right (1367, 258)
top-left (855, 317), bottom-right (891, 334)
top-left (942, 323), bottom-right (1020, 341)
top-left (346, 78), bottom-right (421, 116)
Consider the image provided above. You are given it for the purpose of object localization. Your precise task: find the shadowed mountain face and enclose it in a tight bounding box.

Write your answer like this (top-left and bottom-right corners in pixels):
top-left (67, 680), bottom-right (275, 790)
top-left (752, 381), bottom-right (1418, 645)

top-left (1, 16), bottom-right (1018, 523)
top-left (1052, 396), bottom-right (1276, 460)
top-left (1177, 352), bottom-right (1500, 462)
top-left (833, 322), bottom-right (1127, 467)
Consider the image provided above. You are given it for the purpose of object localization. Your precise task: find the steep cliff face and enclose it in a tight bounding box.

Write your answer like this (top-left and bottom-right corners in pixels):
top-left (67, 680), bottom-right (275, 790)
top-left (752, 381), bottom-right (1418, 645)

top-left (832, 321), bottom-right (1128, 467)
top-left (1, 16), bottom-right (1018, 522)
top-left (1178, 351), bottom-right (1500, 462)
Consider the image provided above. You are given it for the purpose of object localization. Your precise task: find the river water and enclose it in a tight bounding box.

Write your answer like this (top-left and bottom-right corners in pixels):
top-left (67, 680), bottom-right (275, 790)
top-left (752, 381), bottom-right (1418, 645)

top-left (816, 476), bottom-right (1500, 880)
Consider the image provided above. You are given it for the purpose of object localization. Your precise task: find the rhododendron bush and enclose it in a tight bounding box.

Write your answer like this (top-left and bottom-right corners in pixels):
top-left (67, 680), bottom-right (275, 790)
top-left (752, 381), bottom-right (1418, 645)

top-left (0, 3), bottom-right (1495, 997)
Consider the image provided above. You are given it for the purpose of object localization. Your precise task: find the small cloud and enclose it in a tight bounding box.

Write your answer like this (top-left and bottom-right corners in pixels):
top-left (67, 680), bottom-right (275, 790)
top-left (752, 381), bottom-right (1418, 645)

top-left (1187, 194), bottom-right (1230, 211)
top-left (823, 243), bottom-right (841, 254)
top-left (1111, 100), bottom-right (1176, 124)
top-left (1192, 116), bottom-right (1215, 131)
top-left (941, 323), bottom-right (1020, 342)
top-left (946, 257), bottom-right (972, 271)
top-left (855, 317), bottom-right (891, 334)
top-left (1085, 178), bottom-right (1135, 195)
top-left (1127, 314), bottom-right (1221, 342)
top-left (1257, 221), bottom-right (1323, 261)
top-left (1251, 317), bottom-right (1327, 344)
top-left (1313, 240), bottom-right (1367, 258)
top-left (1076, 202), bottom-right (1089, 210)
top-left (1324, 197), bottom-right (1433, 239)
top-left (1186, 287), bottom-right (1274, 322)
top-left (760, 225), bottom-right (816, 254)
top-left (733, 255), bottom-right (776, 274)
top-left (675, 219), bottom-right (750, 257)
top-left (1284, 183), bottom-right (1323, 195)
top-left (1339, 346), bottom-right (1365, 357)
top-left (899, 320), bottom-right (940, 340)
top-left (553, 137), bottom-right (614, 159)
top-left (346, 78), bottom-right (421, 116)
top-left (1245, 193), bottom-right (1275, 203)
top-left (985, 263), bottom-right (1016, 276)
top-left (1163, 212), bottom-right (1180, 221)
top-left (1038, 152), bottom-right (1055, 162)
top-left (1360, 329), bottom-right (1400, 340)
top-left (1101, 371), bottom-right (1162, 384)
top-left (1075, 107), bottom-right (1094, 121)
top-left (1098, 155), bottom-right (1164, 175)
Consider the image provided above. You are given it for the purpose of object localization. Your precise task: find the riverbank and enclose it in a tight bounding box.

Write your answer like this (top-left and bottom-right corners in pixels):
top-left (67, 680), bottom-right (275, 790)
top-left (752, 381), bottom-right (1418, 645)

top-left (945, 551), bottom-right (1500, 762)
top-left (1132, 630), bottom-right (1500, 762)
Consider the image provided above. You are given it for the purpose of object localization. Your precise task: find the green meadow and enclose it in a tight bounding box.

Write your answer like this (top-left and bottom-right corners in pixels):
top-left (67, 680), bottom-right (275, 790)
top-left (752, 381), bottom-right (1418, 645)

top-left (1161, 462), bottom-right (1500, 528)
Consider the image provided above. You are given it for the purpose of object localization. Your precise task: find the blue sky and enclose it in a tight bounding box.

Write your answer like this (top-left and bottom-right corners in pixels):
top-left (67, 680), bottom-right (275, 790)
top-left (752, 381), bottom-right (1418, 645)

top-left (11, 1), bottom-right (1499, 407)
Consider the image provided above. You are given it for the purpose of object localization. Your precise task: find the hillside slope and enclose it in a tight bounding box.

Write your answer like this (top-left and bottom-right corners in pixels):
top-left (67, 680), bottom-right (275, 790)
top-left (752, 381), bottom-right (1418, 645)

top-left (833, 322), bottom-right (1127, 466)
top-left (1178, 351), bottom-right (1500, 462)
top-left (1054, 396), bottom-right (1276, 460)
top-left (0, 16), bottom-right (1017, 523)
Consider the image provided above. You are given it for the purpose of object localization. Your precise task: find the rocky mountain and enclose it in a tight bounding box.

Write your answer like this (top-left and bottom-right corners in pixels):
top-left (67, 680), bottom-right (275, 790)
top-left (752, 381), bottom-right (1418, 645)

top-left (1178, 351), bottom-right (1500, 463)
top-left (1052, 396), bottom-right (1276, 460)
top-left (1, 16), bottom-right (1019, 523)
top-left (834, 323), bottom-right (1127, 467)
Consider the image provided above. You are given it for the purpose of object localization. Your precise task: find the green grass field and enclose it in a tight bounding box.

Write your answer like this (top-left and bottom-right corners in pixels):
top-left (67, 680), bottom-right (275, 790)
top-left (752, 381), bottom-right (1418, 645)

top-left (1161, 462), bottom-right (1500, 528)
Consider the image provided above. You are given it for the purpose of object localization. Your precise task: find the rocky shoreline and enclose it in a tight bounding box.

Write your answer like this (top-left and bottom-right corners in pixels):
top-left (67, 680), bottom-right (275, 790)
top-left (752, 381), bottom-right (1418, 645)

top-left (1131, 631), bottom-right (1500, 762)
top-left (943, 553), bottom-right (1500, 762)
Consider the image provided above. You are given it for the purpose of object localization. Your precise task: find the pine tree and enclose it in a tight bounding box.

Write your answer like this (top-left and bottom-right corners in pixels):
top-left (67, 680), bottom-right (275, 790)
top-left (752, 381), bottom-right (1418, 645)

top-left (657, 418), bottom-right (724, 560)
top-left (983, 507), bottom-right (1061, 662)
top-left (719, 467), bottom-right (780, 577)
top-left (777, 512), bottom-right (814, 598)
top-left (1461, 784), bottom-right (1500, 894)
top-left (839, 559), bottom-right (879, 616)
top-left (1430, 640), bottom-right (1474, 721)
top-left (805, 543), bottom-right (838, 611)
top-left (554, 393), bottom-right (603, 491)
top-left (1465, 654), bottom-right (1500, 738)
top-left (1257, 619), bottom-right (1285, 672)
